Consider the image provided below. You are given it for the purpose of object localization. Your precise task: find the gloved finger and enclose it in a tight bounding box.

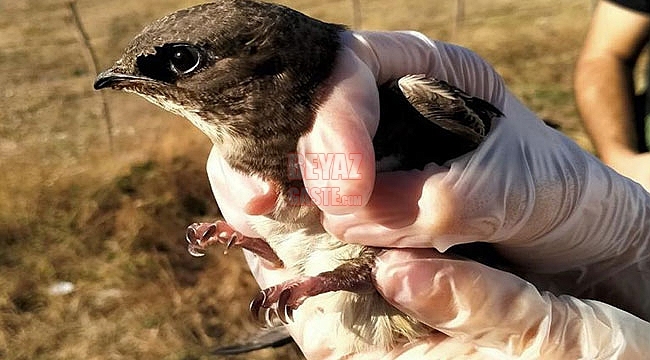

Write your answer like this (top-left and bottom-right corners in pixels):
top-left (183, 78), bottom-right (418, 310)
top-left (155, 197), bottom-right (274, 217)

top-left (298, 47), bottom-right (379, 215)
top-left (374, 249), bottom-right (650, 359)
top-left (321, 165), bottom-right (451, 247)
top-left (319, 112), bottom-right (535, 252)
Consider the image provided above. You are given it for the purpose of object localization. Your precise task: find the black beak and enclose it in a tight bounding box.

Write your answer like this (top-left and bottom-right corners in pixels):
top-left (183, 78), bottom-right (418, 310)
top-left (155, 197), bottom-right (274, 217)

top-left (93, 70), bottom-right (150, 90)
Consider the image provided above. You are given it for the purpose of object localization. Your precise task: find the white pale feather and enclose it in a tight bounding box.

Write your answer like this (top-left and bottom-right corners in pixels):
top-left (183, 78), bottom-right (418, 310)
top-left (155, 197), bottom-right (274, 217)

top-left (398, 74), bottom-right (457, 100)
top-left (132, 91), bottom-right (249, 152)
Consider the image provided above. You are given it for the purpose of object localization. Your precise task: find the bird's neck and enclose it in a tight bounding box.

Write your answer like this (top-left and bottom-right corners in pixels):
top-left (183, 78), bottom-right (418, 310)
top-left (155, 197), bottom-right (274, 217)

top-left (202, 26), bottom-right (347, 192)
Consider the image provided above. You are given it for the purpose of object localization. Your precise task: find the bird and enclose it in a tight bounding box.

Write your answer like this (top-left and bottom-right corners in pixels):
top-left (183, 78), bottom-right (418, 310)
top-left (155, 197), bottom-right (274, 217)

top-left (94, 0), bottom-right (503, 354)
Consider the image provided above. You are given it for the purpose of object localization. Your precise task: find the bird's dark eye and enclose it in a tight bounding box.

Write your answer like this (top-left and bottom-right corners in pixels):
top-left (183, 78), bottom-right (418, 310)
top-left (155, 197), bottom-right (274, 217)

top-left (136, 43), bottom-right (205, 83)
top-left (169, 44), bottom-right (201, 75)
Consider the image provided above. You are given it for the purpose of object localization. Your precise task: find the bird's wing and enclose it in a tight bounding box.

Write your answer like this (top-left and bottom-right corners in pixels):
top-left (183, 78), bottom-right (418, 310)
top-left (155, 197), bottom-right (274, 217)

top-left (211, 325), bottom-right (293, 355)
top-left (396, 75), bottom-right (503, 146)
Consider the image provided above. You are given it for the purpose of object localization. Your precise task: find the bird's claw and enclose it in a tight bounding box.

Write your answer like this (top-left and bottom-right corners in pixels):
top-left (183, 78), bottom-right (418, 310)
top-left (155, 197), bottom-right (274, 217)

top-left (184, 221), bottom-right (284, 268)
top-left (187, 243), bottom-right (206, 257)
top-left (184, 221), bottom-right (249, 257)
top-left (185, 222), bottom-right (217, 257)
top-left (250, 293), bottom-right (294, 327)
top-left (224, 232), bottom-right (238, 254)
top-left (277, 289), bottom-right (294, 324)
top-left (249, 278), bottom-right (315, 326)
top-left (249, 258), bottom-right (377, 326)
top-left (185, 223), bottom-right (219, 257)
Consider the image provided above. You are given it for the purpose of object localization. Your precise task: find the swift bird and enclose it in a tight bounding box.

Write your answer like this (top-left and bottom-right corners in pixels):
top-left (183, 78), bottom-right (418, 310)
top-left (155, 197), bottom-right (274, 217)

top-left (94, 0), bottom-right (503, 352)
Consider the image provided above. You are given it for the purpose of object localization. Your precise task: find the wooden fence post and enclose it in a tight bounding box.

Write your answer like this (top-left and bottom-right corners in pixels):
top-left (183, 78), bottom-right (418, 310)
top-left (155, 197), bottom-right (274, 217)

top-left (453, 0), bottom-right (465, 38)
top-left (68, 0), bottom-right (114, 151)
top-left (352, 0), bottom-right (362, 29)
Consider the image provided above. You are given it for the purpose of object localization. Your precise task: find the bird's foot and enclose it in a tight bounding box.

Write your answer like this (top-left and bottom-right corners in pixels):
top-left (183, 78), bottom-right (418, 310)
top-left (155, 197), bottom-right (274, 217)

top-left (249, 257), bottom-right (376, 326)
top-left (249, 276), bottom-right (312, 327)
top-left (185, 221), bottom-right (284, 268)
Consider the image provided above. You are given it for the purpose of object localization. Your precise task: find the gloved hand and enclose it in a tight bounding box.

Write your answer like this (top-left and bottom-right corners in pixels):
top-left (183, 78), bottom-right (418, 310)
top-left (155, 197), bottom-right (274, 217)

top-left (206, 30), bottom-right (650, 358)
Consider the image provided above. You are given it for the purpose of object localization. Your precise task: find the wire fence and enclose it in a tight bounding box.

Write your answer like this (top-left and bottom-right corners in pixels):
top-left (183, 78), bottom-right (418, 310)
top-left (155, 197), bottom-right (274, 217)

top-left (0, 0), bottom-right (598, 159)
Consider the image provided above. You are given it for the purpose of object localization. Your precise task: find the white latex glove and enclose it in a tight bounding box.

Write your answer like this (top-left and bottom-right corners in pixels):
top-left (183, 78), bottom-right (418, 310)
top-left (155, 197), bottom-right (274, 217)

top-left (206, 31), bottom-right (650, 358)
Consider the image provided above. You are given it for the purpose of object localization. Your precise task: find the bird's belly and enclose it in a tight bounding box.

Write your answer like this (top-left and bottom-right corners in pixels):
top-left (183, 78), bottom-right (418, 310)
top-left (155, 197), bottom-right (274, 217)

top-left (251, 215), bottom-right (365, 276)
top-left (248, 215), bottom-right (429, 353)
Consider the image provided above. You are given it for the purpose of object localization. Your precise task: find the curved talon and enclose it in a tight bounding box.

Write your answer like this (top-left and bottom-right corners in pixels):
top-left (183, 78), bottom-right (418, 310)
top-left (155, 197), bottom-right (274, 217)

top-left (285, 306), bottom-right (294, 323)
top-left (277, 289), bottom-right (291, 324)
top-left (226, 233), bottom-right (238, 249)
top-left (281, 288), bottom-right (296, 324)
top-left (264, 307), bottom-right (275, 328)
top-left (185, 225), bottom-right (197, 245)
top-left (224, 233), bottom-right (240, 254)
top-left (187, 244), bottom-right (206, 257)
top-left (202, 223), bottom-right (217, 241)
top-left (249, 291), bottom-right (266, 325)
top-left (258, 290), bottom-right (268, 306)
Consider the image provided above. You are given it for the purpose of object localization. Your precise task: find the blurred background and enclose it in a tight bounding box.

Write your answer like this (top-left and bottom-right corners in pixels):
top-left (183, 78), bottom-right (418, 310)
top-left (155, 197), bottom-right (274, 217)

top-left (0, 0), bottom-right (615, 358)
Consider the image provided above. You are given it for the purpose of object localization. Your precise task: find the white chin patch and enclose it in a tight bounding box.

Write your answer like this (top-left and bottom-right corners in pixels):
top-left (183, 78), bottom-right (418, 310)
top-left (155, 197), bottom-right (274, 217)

top-left (132, 91), bottom-right (219, 141)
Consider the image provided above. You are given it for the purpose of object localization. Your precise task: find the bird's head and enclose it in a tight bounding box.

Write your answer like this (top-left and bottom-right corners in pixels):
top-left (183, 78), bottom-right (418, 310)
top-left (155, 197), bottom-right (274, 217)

top-left (94, 0), bottom-right (344, 150)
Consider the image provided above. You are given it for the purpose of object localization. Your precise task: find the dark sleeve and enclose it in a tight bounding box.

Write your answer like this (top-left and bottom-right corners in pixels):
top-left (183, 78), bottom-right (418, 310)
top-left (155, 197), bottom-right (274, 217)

top-left (605, 0), bottom-right (650, 13)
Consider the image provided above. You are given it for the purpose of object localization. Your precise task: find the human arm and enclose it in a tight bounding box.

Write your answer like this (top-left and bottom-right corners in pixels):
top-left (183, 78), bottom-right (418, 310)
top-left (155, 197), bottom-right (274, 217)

top-left (574, 0), bottom-right (650, 190)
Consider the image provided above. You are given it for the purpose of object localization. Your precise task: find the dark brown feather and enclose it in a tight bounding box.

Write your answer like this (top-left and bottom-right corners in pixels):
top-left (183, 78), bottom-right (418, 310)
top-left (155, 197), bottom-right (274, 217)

top-left (374, 75), bottom-right (502, 170)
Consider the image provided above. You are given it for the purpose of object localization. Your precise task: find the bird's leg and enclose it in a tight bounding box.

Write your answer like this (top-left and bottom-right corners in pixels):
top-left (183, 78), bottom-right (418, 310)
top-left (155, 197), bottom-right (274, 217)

top-left (185, 221), bottom-right (284, 268)
top-left (250, 250), bottom-right (377, 326)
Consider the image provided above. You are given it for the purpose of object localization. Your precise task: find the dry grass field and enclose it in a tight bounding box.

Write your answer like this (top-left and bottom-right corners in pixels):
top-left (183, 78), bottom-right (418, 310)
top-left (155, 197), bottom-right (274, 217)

top-left (0, 0), bottom-right (597, 358)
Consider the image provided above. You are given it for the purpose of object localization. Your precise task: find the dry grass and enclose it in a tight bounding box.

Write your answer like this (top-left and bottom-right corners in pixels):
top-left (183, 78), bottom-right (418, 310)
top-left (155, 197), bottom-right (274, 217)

top-left (0, 0), bottom-right (593, 358)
